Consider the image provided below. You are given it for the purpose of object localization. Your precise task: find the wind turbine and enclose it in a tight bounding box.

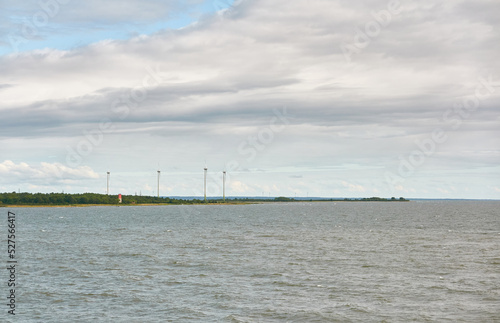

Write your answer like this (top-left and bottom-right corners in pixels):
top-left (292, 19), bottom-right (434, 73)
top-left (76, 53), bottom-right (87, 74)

top-left (222, 170), bottom-right (226, 202)
top-left (157, 170), bottom-right (161, 198)
top-left (106, 171), bottom-right (110, 195)
top-left (204, 164), bottom-right (208, 202)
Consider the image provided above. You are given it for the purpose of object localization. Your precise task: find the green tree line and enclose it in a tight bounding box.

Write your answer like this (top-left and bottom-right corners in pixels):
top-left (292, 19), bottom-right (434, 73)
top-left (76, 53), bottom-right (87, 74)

top-left (0, 192), bottom-right (408, 206)
top-left (0, 192), bottom-right (205, 206)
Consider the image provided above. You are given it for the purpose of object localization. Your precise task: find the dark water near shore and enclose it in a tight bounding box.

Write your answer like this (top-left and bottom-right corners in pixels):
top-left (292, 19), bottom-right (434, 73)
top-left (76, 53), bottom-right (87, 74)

top-left (4, 201), bottom-right (500, 322)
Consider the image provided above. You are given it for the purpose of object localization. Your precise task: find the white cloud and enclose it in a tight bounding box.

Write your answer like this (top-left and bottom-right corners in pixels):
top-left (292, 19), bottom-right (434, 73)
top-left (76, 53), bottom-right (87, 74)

top-left (437, 188), bottom-right (450, 194)
top-left (0, 0), bottom-right (499, 198)
top-left (0, 160), bottom-right (99, 185)
top-left (229, 180), bottom-right (250, 193)
top-left (342, 181), bottom-right (366, 193)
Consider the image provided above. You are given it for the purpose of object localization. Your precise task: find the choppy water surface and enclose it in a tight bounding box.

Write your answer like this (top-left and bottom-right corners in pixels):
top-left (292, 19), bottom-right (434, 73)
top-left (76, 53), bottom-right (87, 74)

top-left (6, 201), bottom-right (500, 322)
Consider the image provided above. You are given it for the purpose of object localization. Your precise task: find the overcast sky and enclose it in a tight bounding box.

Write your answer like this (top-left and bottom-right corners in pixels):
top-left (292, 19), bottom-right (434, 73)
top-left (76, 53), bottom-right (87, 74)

top-left (1, 0), bottom-right (499, 199)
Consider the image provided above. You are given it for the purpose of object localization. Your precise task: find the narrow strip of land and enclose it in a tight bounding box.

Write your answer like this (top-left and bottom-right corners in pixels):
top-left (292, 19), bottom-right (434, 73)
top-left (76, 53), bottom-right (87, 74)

top-left (0, 192), bottom-right (408, 207)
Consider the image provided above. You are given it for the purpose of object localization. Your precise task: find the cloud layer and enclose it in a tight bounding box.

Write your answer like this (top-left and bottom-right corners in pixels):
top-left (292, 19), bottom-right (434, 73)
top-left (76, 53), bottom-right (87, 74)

top-left (1, 0), bottom-right (499, 198)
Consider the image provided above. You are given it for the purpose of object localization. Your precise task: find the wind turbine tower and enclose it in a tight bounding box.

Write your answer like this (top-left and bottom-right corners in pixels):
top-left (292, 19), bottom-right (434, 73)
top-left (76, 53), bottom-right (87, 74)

top-left (204, 166), bottom-right (208, 202)
top-left (157, 170), bottom-right (161, 198)
top-left (222, 170), bottom-right (226, 202)
top-left (106, 172), bottom-right (110, 195)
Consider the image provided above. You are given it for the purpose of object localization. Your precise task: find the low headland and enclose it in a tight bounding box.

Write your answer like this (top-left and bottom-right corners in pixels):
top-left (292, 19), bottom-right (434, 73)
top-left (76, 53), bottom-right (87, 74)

top-left (0, 192), bottom-right (408, 207)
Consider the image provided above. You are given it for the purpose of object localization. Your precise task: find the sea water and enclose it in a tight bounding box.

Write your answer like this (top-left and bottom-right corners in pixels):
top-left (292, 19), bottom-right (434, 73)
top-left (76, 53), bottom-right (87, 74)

top-left (4, 201), bottom-right (500, 322)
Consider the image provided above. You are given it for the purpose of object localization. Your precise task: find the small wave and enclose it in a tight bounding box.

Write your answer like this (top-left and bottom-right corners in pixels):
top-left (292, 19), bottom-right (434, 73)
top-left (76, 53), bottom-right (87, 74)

top-left (272, 280), bottom-right (304, 287)
top-left (79, 292), bottom-right (119, 298)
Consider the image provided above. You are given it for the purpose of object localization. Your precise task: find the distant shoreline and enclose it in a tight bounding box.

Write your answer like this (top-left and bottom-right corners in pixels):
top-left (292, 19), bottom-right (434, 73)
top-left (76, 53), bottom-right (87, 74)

top-left (1, 199), bottom-right (412, 208)
top-left (0, 192), bottom-right (413, 207)
top-left (1, 202), bottom-right (256, 208)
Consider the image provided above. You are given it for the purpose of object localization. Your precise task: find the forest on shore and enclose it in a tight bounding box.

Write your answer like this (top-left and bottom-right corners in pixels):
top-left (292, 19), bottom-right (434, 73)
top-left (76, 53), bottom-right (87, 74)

top-left (0, 192), bottom-right (408, 206)
top-left (0, 192), bottom-right (222, 206)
